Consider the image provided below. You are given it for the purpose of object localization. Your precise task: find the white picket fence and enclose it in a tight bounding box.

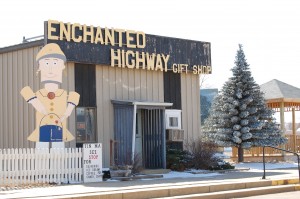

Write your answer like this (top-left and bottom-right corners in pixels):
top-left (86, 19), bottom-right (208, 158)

top-left (0, 148), bottom-right (83, 187)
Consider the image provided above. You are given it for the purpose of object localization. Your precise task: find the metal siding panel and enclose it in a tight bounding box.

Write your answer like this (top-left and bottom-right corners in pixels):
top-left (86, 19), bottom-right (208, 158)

top-left (145, 110), bottom-right (149, 167)
top-left (157, 110), bottom-right (161, 167)
top-left (17, 50), bottom-right (24, 148)
top-left (187, 73), bottom-right (193, 141)
top-left (146, 70), bottom-right (153, 101)
top-left (0, 54), bottom-right (3, 148)
top-left (102, 66), bottom-right (110, 166)
top-left (181, 73), bottom-right (188, 146)
top-left (159, 109), bottom-right (162, 167)
top-left (143, 109), bottom-right (147, 167)
top-left (161, 109), bottom-right (166, 169)
top-left (157, 109), bottom-right (163, 167)
top-left (114, 107), bottom-right (118, 164)
top-left (127, 108), bottom-right (131, 162)
top-left (156, 110), bottom-right (159, 167)
top-left (96, 66), bottom-right (104, 149)
top-left (3, 53), bottom-right (8, 148)
top-left (121, 67), bottom-right (129, 100)
top-left (115, 67), bottom-right (122, 100)
top-left (134, 69), bottom-right (141, 100)
top-left (163, 72), bottom-right (170, 103)
top-left (128, 69), bottom-right (134, 100)
top-left (33, 47), bottom-right (42, 94)
top-left (148, 109), bottom-right (151, 168)
top-left (140, 70), bottom-right (147, 101)
top-left (153, 70), bottom-right (159, 102)
top-left (22, 49), bottom-right (29, 148)
top-left (192, 74), bottom-right (200, 139)
top-left (156, 110), bottom-right (159, 168)
top-left (8, 52), bottom-right (13, 147)
top-left (12, 51), bottom-right (18, 148)
top-left (152, 110), bottom-right (156, 167)
top-left (158, 72), bottom-right (164, 102)
top-left (176, 73), bottom-right (182, 109)
top-left (144, 110), bottom-right (147, 167)
top-left (150, 110), bottom-right (153, 168)
top-left (109, 67), bottom-right (116, 161)
top-left (109, 67), bottom-right (116, 101)
top-left (27, 48), bottom-right (35, 146)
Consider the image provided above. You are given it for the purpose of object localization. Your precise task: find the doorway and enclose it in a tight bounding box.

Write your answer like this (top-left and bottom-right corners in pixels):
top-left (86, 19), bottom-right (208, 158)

top-left (134, 110), bottom-right (143, 167)
top-left (112, 100), bottom-right (171, 169)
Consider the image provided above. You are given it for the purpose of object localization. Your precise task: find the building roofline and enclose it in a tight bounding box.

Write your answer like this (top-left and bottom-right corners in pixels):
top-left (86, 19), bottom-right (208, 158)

top-left (0, 39), bottom-right (44, 54)
top-left (111, 99), bottom-right (173, 107)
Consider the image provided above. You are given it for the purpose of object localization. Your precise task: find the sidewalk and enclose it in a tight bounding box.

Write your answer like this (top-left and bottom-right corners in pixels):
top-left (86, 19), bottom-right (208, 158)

top-left (0, 167), bottom-right (299, 199)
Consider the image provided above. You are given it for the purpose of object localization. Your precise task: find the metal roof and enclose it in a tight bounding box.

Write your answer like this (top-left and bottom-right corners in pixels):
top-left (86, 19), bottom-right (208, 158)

top-left (0, 39), bottom-right (43, 54)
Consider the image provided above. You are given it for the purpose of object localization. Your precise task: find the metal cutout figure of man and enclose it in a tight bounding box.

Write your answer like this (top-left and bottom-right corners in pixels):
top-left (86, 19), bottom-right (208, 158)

top-left (21, 43), bottom-right (80, 146)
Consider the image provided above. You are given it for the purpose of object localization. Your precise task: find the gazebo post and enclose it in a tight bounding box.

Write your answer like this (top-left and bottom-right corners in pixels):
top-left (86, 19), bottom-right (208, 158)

top-left (292, 107), bottom-right (296, 152)
top-left (261, 79), bottom-right (300, 159)
top-left (280, 101), bottom-right (286, 156)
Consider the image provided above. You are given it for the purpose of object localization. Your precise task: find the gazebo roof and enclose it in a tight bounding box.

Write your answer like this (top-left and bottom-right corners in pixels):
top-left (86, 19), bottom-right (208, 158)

top-left (260, 79), bottom-right (300, 100)
top-left (260, 79), bottom-right (300, 111)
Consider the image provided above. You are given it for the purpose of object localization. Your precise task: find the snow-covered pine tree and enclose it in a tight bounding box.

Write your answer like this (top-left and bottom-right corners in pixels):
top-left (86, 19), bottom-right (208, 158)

top-left (203, 44), bottom-right (286, 162)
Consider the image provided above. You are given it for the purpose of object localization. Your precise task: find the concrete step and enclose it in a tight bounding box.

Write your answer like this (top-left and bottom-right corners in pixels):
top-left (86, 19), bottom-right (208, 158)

top-left (50, 178), bottom-right (299, 199)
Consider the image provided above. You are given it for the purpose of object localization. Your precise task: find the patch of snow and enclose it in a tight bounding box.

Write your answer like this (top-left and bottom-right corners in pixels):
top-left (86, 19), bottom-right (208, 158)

top-left (162, 171), bottom-right (221, 179)
top-left (235, 162), bottom-right (298, 170)
top-left (160, 162), bottom-right (298, 179)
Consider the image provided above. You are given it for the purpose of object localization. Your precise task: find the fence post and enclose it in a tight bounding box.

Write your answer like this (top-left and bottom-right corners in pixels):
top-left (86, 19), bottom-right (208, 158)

top-left (262, 146), bottom-right (266, 179)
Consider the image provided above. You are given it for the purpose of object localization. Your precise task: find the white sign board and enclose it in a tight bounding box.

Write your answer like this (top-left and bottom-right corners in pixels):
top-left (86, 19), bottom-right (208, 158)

top-left (83, 143), bottom-right (103, 183)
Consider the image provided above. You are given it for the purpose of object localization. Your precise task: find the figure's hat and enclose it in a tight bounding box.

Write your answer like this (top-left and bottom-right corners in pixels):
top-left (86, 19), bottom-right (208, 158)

top-left (36, 43), bottom-right (66, 63)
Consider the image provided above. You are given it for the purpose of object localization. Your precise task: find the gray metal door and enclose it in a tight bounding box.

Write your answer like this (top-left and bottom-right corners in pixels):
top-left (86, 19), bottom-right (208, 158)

top-left (113, 104), bottom-right (133, 166)
top-left (142, 109), bottom-right (166, 169)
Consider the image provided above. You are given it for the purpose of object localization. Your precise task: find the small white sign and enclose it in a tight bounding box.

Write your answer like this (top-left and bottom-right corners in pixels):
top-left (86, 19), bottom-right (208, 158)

top-left (83, 143), bottom-right (103, 183)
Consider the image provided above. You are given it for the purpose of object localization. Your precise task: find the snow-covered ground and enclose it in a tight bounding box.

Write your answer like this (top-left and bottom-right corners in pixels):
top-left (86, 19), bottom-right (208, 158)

top-left (235, 162), bottom-right (299, 170)
top-left (162, 170), bottom-right (221, 179)
top-left (160, 162), bottom-right (299, 179)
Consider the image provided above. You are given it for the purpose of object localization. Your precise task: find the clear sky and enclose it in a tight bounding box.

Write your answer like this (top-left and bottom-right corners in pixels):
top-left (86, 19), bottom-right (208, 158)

top-left (1, 0), bottom-right (299, 91)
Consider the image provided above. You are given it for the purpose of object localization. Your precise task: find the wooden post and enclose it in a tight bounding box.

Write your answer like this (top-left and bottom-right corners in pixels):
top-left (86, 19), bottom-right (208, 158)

top-left (280, 102), bottom-right (285, 156)
top-left (292, 108), bottom-right (296, 152)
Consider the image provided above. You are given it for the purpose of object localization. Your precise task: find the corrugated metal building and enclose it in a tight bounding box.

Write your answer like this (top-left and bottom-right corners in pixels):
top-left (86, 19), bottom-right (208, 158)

top-left (0, 20), bottom-right (211, 168)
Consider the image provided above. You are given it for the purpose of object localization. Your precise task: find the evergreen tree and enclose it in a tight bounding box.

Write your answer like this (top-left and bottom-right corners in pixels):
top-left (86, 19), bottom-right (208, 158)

top-left (203, 44), bottom-right (286, 162)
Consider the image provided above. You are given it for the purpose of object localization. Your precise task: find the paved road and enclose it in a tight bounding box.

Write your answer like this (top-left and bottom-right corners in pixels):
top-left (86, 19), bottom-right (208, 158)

top-left (234, 191), bottom-right (300, 199)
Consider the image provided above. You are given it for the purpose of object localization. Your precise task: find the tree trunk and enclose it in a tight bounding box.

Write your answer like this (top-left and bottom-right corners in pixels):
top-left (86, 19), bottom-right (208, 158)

top-left (238, 146), bottom-right (244, 162)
